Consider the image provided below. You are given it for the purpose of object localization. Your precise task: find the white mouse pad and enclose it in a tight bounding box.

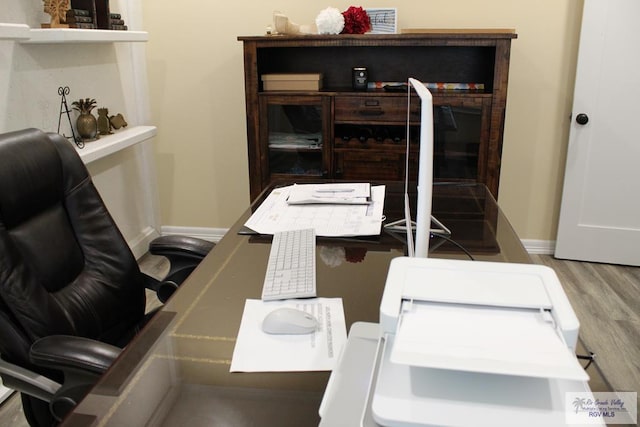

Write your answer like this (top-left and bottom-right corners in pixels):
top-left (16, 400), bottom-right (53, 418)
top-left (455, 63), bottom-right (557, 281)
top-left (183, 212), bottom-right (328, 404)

top-left (230, 298), bottom-right (347, 372)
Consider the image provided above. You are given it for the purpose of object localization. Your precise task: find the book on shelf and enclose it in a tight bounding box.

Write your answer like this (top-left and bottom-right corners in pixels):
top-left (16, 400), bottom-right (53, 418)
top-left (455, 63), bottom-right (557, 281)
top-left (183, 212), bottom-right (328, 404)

top-left (70, 0), bottom-right (97, 24)
top-left (67, 0), bottom-right (127, 30)
top-left (69, 8), bottom-right (90, 17)
top-left (66, 15), bottom-right (93, 24)
top-left (109, 11), bottom-right (127, 31)
top-left (69, 23), bottom-right (97, 29)
top-left (66, 8), bottom-right (95, 28)
top-left (367, 81), bottom-right (486, 91)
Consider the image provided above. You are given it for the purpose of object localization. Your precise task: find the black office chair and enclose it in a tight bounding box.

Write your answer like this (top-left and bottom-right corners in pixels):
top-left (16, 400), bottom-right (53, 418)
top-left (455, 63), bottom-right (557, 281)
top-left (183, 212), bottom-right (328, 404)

top-left (0, 128), bottom-right (214, 426)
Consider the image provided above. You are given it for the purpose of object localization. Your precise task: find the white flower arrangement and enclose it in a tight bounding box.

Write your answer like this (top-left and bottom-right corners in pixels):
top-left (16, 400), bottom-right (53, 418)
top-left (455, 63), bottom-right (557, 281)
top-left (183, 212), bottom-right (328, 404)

top-left (315, 7), bottom-right (345, 35)
top-left (318, 246), bottom-right (346, 268)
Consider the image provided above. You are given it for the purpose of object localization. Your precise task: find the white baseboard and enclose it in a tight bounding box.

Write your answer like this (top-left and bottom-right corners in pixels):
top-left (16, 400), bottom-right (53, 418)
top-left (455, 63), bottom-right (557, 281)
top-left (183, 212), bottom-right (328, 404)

top-left (129, 226), bottom-right (161, 260)
top-left (0, 383), bottom-right (13, 403)
top-left (521, 239), bottom-right (555, 255)
top-left (159, 226), bottom-right (555, 256)
top-left (160, 226), bottom-right (227, 243)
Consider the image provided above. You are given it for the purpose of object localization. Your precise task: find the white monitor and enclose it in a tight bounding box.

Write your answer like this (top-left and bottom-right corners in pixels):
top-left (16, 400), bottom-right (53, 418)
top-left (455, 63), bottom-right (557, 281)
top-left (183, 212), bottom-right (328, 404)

top-left (384, 78), bottom-right (448, 257)
top-left (407, 77), bottom-right (434, 258)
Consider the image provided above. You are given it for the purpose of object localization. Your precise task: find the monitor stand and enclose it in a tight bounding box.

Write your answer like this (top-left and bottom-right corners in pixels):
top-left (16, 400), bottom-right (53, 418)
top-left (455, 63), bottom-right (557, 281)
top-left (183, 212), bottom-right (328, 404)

top-left (384, 215), bottom-right (451, 254)
top-left (384, 215), bottom-right (451, 237)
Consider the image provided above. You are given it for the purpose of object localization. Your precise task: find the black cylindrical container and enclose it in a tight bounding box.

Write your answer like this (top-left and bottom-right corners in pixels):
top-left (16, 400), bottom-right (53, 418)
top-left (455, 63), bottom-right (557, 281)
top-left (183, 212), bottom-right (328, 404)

top-left (352, 67), bottom-right (368, 90)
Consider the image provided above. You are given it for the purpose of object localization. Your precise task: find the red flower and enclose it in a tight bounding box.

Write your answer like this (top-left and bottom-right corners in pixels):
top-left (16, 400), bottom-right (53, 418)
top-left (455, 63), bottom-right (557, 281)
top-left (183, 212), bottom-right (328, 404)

top-left (341, 6), bottom-right (371, 34)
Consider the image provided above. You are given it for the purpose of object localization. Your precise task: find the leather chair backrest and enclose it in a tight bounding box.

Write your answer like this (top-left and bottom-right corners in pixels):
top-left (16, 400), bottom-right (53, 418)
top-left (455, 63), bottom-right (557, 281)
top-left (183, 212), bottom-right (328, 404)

top-left (0, 129), bottom-right (145, 368)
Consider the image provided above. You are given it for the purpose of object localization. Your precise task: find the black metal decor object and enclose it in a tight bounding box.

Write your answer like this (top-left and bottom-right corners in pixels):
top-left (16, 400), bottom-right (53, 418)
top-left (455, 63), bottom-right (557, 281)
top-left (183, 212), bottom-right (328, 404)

top-left (57, 86), bottom-right (84, 148)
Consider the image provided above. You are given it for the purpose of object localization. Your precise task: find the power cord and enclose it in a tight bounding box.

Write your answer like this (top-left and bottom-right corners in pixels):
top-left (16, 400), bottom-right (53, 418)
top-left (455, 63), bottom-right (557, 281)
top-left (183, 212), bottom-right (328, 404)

top-left (577, 351), bottom-right (596, 370)
top-left (431, 232), bottom-right (475, 261)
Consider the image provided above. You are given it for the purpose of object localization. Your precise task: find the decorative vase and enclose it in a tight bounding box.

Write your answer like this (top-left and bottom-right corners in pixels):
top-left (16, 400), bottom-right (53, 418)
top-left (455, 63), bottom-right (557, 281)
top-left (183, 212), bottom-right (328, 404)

top-left (72, 98), bottom-right (99, 141)
top-left (76, 112), bottom-right (98, 140)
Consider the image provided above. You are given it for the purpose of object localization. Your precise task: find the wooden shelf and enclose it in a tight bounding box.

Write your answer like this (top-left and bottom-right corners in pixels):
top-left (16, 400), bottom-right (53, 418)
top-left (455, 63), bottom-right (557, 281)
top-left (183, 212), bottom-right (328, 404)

top-left (76, 125), bottom-right (156, 164)
top-left (0, 23), bottom-right (30, 40)
top-left (23, 28), bottom-right (148, 44)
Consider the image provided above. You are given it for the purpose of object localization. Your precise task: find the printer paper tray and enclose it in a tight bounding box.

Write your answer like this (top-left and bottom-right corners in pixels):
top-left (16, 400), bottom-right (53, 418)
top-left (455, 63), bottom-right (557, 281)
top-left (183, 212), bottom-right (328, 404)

top-left (373, 333), bottom-right (599, 427)
top-left (319, 322), bottom-right (599, 427)
top-left (392, 301), bottom-right (589, 381)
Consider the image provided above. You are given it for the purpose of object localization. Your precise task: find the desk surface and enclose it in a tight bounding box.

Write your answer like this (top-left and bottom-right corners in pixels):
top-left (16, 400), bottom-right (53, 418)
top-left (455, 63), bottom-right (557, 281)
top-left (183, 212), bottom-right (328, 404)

top-left (61, 183), bottom-right (610, 426)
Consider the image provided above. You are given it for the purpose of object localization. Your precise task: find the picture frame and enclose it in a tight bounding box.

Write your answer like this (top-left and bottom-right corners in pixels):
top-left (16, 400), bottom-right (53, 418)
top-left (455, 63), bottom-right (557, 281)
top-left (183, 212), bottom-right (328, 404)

top-left (365, 8), bottom-right (397, 34)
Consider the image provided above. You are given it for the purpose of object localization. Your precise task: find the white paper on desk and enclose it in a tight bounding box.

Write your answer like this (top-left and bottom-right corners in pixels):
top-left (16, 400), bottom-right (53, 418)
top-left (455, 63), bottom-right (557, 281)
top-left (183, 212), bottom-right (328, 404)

top-left (391, 301), bottom-right (589, 381)
top-left (244, 185), bottom-right (385, 236)
top-left (287, 183), bottom-right (371, 205)
top-left (230, 298), bottom-right (347, 372)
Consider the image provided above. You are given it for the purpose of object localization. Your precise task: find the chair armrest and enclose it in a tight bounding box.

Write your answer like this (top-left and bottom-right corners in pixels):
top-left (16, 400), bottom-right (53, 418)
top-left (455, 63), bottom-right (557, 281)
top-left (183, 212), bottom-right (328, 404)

top-left (26, 336), bottom-right (122, 421)
top-left (148, 235), bottom-right (215, 302)
top-left (30, 335), bottom-right (120, 375)
top-left (0, 336), bottom-right (120, 417)
top-left (149, 235), bottom-right (215, 261)
top-left (0, 357), bottom-right (61, 402)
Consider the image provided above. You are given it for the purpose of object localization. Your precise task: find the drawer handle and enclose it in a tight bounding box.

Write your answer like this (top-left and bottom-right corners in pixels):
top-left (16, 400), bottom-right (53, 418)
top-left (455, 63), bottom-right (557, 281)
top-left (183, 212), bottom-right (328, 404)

top-left (358, 109), bottom-right (384, 116)
top-left (365, 100), bottom-right (380, 107)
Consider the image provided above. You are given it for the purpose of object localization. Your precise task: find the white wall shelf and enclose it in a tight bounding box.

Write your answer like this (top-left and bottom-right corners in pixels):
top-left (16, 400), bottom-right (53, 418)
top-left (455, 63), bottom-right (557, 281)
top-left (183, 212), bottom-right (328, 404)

top-left (1, 23), bottom-right (148, 43)
top-left (0, 23), bottom-right (30, 40)
top-left (76, 125), bottom-right (157, 164)
top-left (23, 28), bottom-right (148, 44)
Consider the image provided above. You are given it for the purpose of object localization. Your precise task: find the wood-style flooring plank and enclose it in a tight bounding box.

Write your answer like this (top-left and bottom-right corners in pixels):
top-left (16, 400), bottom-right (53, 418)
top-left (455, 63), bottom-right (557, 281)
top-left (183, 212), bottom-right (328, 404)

top-left (532, 255), bottom-right (640, 403)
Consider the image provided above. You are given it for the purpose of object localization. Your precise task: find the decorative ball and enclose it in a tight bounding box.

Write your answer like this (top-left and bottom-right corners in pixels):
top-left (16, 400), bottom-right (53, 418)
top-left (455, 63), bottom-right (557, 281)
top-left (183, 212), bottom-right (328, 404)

top-left (315, 7), bottom-right (345, 34)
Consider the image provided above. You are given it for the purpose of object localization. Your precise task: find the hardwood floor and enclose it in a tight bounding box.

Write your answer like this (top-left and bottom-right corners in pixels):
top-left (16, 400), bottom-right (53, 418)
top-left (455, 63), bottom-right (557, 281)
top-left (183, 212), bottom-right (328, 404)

top-left (531, 255), bottom-right (640, 404)
top-left (0, 255), bottom-right (637, 425)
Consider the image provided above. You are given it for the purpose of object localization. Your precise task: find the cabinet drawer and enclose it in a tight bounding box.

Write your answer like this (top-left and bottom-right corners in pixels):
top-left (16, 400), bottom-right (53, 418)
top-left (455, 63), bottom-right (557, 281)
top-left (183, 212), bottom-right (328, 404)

top-left (334, 96), bottom-right (420, 123)
top-left (334, 150), bottom-right (405, 180)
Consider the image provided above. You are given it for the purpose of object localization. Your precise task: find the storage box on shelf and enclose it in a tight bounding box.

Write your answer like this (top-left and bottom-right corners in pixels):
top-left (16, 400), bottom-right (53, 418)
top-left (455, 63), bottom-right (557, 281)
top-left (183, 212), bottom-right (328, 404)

top-left (262, 73), bottom-right (323, 91)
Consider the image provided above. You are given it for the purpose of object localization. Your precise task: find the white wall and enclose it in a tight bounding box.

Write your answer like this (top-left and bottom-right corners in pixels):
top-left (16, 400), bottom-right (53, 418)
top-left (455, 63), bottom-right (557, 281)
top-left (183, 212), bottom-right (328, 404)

top-left (3, 1), bottom-right (587, 246)
top-left (142, 0), bottom-right (584, 244)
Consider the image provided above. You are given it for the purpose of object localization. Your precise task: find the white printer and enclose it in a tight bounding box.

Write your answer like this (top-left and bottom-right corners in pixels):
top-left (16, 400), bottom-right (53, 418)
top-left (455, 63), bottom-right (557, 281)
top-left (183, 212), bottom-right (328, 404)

top-left (319, 257), bottom-right (601, 427)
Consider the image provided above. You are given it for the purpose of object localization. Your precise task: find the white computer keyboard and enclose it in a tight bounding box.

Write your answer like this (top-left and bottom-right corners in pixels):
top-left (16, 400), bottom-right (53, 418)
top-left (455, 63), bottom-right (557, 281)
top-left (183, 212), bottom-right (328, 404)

top-left (261, 228), bottom-right (317, 301)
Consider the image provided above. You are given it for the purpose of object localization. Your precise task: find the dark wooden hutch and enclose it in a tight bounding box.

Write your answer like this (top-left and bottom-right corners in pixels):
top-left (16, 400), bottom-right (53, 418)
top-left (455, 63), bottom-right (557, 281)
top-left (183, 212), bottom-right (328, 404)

top-left (238, 30), bottom-right (517, 201)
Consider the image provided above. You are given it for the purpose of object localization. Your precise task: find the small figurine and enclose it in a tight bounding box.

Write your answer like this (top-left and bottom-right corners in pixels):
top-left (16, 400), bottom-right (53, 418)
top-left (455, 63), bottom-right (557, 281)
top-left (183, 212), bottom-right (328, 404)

top-left (97, 108), bottom-right (112, 135)
top-left (109, 113), bottom-right (128, 130)
top-left (42, 0), bottom-right (71, 28)
top-left (273, 11), bottom-right (317, 35)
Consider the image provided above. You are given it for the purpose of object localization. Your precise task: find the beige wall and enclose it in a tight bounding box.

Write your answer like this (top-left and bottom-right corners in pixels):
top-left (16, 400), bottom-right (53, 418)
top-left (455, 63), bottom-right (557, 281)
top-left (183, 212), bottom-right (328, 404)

top-left (142, 0), bottom-right (584, 242)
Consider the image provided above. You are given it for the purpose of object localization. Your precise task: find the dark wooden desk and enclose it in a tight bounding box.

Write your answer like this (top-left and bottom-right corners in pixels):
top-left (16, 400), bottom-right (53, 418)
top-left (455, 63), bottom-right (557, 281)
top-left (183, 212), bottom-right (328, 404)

top-left (61, 183), bottom-right (609, 426)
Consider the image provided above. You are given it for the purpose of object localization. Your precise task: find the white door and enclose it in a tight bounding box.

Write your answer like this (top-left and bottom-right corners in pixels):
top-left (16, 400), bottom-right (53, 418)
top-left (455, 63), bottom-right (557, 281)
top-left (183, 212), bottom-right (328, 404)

top-left (555, 0), bottom-right (640, 266)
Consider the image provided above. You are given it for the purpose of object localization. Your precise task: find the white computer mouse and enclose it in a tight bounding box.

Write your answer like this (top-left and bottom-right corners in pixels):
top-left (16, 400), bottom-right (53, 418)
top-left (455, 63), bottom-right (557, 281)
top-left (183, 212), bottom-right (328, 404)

top-left (261, 307), bottom-right (318, 335)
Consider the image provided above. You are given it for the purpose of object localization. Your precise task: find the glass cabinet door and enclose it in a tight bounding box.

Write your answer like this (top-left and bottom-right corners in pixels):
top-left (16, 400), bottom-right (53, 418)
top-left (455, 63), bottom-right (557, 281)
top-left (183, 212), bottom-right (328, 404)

top-left (432, 97), bottom-right (491, 182)
top-left (408, 96), bottom-right (492, 184)
top-left (259, 95), bottom-right (329, 182)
